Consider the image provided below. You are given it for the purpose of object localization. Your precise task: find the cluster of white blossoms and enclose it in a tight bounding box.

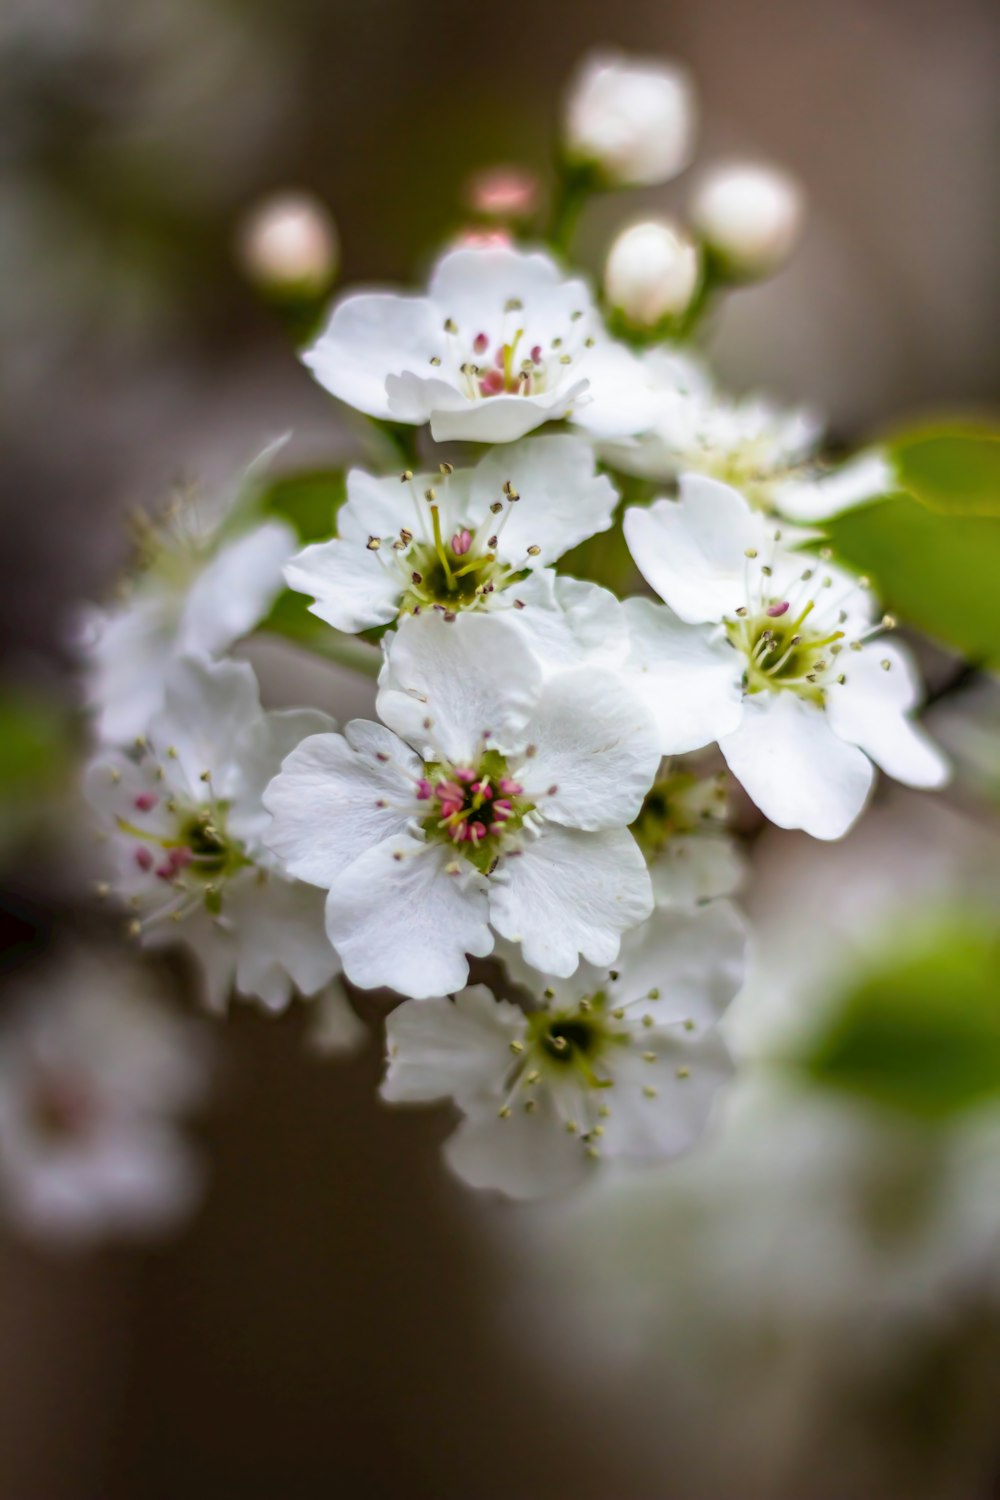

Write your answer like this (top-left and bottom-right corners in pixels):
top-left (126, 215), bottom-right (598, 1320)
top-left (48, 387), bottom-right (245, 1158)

top-left (48, 47), bottom-right (951, 1223)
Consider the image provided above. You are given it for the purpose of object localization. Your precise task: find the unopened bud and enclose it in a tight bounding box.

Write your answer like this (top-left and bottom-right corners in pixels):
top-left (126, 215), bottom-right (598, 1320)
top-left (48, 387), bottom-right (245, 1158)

top-left (236, 190), bottom-right (339, 297)
top-left (690, 162), bottom-right (804, 280)
top-left (604, 219), bottom-right (700, 328)
top-left (464, 164), bottom-right (540, 221)
top-left (564, 50), bottom-right (696, 187)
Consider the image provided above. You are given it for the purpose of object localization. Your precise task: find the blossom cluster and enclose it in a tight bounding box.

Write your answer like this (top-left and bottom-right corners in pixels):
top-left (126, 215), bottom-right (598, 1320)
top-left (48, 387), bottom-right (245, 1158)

top-left (5, 47), bottom-right (951, 1237)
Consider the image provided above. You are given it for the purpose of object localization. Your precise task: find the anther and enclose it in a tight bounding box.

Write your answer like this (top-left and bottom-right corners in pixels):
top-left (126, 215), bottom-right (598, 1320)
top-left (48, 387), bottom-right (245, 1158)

top-left (400, 470), bottom-right (413, 482)
top-left (642, 1085), bottom-right (658, 1099)
top-left (504, 297), bottom-right (523, 312)
top-left (744, 548), bottom-right (758, 559)
top-left (443, 317), bottom-right (457, 333)
top-left (642, 1051), bottom-right (657, 1063)
top-left (424, 488), bottom-right (436, 502)
top-left (439, 462), bottom-right (454, 476)
top-left (882, 614), bottom-right (896, 629)
top-left (676, 1067), bottom-right (690, 1080)
top-left (509, 1040), bottom-right (524, 1055)
top-left (526, 545), bottom-right (541, 557)
top-left (490, 500), bottom-right (503, 514)
top-left (366, 536), bottom-right (381, 551)
top-left (411, 571), bottom-right (423, 584)
top-left (880, 658), bottom-right (891, 671)
top-left (642, 1014), bottom-right (654, 1028)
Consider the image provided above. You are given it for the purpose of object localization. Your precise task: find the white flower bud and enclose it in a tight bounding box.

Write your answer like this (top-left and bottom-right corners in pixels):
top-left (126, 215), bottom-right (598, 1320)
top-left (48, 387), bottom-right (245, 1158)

top-left (237, 190), bottom-right (339, 296)
top-left (690, 162), bottom-right (804, 279)
top-left (564, 51), bottom-right (697, 188)
top-left (604, 219), bottom-right (700, 327)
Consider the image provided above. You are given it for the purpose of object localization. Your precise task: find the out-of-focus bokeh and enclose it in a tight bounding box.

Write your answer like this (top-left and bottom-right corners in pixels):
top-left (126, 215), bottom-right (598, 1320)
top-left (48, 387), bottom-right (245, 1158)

top-left (2, 1), bottom-right (999, 1496)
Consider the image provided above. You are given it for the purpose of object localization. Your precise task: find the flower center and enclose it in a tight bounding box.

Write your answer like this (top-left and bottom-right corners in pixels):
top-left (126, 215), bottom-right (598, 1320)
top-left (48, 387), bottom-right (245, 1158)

top-left (731, 604), bottom-right (844, 703)
top-left (433, 298), bottom-right (594, 401)
top-left (632, 769), bottom-right (729, 859)
top-left (523, 995), bottom-right (625, 1088)
top-left (418, 749), bottom-right (533, 873)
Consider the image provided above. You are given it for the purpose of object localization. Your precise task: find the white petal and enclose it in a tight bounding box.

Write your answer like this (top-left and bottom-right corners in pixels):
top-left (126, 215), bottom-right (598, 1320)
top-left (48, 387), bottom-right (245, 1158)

top-left (650, 833), bottom-right (745, 907)
top-left (225, 873), bottom-right (341, 1010)
top-left (502, 572), bottom-right (630, 676)
top-left (624, 477), bottom-right (765, 623)
top-left (153, 655), bottom-right (263, 800)
top-left (444, 1091), bottom-right (589, 1198)
top-left (468, 434), bottom-right (618, 566)
top-left (775, 449), bottom-right (895, 522)
top-left (230, 707), bottom-right (337, 849)
top-left (263, 720), bottom-right (419, 887)
top-left (83, 598), bottom-right (173, 745)
top-left (426, 384), bottom-right (586, 444)
top-left (428, 246), bottom-right (589, 331)
top-left (179, 520), bottom-right (295, 657)
top-left (720, 692), bottom-right (874, 840)
top-left (325, 835), bottom-right (492, 998)
top-left (825, 641), bottom-right (949, 788)
top-left (377, 611), bottom-right (542, 763)
top-left (284, 537), bottom-right (401, 633)
top-left (623, 596), bottom-right (743, 753)
top-left (613, 901), bottom-right (747, 1025)
top-left (307, 980), bottom-right (367, 1057)
top-left (381, 986), bottom-right (523, 1105)
top-left (490, 825), bottom-right (652, 976)
top-left (303, 291), bottom-right (438, 420)
top-left (337, 467), bottom-right (429, 545)
top-left (517, 668), bottom-right (660, 830)
top-left (569, 339), bottom-right (662, 439)
top-left (598, 1028), bottom-right (733, 1162)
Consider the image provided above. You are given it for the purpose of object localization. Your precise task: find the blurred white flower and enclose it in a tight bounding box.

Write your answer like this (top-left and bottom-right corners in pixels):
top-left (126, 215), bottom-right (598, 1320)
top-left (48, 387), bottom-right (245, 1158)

top-left (604, 220), bottom-right (701, 330)
top-left (79, 440), bottom-right (295, 745)
top-left (624, 477), bottom-right (948, 838)
top-left (564, 51), bottom-right (697, 188)
top-left (0, 948), bottom-right (210, 1246)
top-left (85, 654), bottom-right (341, 1012)
top-left (303, 246), bottom-right (659, 443)
top-left (236, 190), bottom-right (339, 297)
top-left (283, 433), bottom-right (618, 652)
top-left (264, 611), bottom-right (659, 997)
top-left (691, 161), bottom-right (805, 280)
top-left (382, 902), bottom-right (744, 1199)
top-left (631, 764), bottom-right (745, 908)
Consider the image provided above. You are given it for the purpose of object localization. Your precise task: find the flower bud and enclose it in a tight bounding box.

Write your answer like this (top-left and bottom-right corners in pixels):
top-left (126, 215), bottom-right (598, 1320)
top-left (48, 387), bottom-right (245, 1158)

top-left (464, 165), bottom-right (539, 222)
top-left (564, 51), bottom-right (696, 188)
top-left (604, 219), bottom-right (700, 328)
top-left (690, 162), bottom-right (804, 280)
top-left (236, 190), bottom-right (339, 297)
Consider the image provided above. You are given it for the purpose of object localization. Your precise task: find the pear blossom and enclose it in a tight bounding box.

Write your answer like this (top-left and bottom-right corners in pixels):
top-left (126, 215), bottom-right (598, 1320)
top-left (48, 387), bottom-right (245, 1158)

top-left (601, 361), bottom-right (893, 522)
top-left (381, 902), bottom-right (744, 1199)
top-left (303, 245), bottom-right (658, 443)
top-left (0, 949), bottom-right (210, 1244)
top-left (691, 160), bottom-right (805, 279)
top-left (85, 654), bottom-right (341, 1012)
top-left (283, 434), bottom-right (619, 657)
top-left (564, 51), bottom-right (697, 188)
top-left (604, 219), bottom-right (701, 330)
top-left (263, 612), bottom-right (660, 998)
top-left (631, 764), bottom-right (745, 908)
top-left (79, 440), bottom-right (295, 744)
top-left (624, 476), bottom-right (949, 840)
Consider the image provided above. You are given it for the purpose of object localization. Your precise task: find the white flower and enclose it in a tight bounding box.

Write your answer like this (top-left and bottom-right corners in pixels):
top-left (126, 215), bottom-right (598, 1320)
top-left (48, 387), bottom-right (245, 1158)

top-left (0, 949), bottom-right (210, 1245)
top-left (631, 764), bottom-right (745, 908)
top-left (564, 51), bottom-right (697, 188)
top-left (690, 161), bottom-right (805, 279)
top-left (381, 902), bottom-right (744, 1199)
top-left (604, 219), bottom-right (701, 329)
top-left (85, 654), bottom-right (341, 1012)
top-left (601, 361), bottom-right (892, 522)
top-left (264, 612), bottom-right (660, 998)
top-left (79, 440), bottom-right (295, 744)
top-left (624, 476), bottom-right (949, 840)
top-left (303, 245), bottom-right (658, 443)
top-left (283, 434), bottom-right (619, 658)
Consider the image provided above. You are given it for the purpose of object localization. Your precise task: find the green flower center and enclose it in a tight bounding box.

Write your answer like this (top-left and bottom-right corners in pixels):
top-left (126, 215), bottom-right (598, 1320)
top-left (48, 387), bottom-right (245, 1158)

top-left (419, 749), bottom-right (533, 874)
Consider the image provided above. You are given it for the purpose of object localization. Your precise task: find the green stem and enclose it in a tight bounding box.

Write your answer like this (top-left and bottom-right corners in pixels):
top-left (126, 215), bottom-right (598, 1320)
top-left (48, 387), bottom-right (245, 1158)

top-left (548, 166), bottom-right (596, 258)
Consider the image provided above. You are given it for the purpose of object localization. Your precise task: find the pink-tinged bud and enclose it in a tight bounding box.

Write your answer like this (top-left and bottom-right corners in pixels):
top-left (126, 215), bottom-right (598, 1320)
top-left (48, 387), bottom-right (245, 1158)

top-left (416, 778), bottom-right (434, 800)
top-left (479, 369), bottom-right (504, 395)
top-left (134, 793), bottom-right (157, 812)
top-left (135, 847), bottom-right (154, 872)
top-left (529, 345), bottom-right (542, 365)
top-left (498, 778), bottom-right (523, 796)
top-left (473, 332), bottom-right (489, 354)
top-left (464, 165), bottom-right (539, 220)
top-left (451, 529), bottom-right (472, 556)
top-left (236, 190), bottom-right (339, 296)
top-left (454, 226), bottom-right (513, 249)
top-left (766, 601), bottom-right (790, 617)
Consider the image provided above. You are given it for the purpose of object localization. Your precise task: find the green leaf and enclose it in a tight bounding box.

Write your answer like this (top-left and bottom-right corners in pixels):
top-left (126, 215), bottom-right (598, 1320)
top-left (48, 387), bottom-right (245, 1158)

top-left (824, 495), bottom-right (1000, 667)
top-left (889, 421), bottom-right (1000, 518)
top-left (260, 468), bottom-right (346, 543)
top-left (804, 917), bottom-right (1000, 1120)
top-left (259, 589), bottom-right (381, 680)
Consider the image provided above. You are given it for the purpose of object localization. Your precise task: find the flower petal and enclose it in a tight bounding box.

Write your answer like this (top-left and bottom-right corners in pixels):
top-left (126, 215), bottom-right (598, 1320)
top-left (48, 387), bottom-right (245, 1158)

top-left (230, 707), bottom-right (337, 848)
top-left (444, 1090), bottom-right (589, 1198)
top-left (825, 641), bottom-right (949, 788)
top-left (425, 384), bottom-right (586, 444)
top-left (381, 986), bottom-right (523, 1106)
top-left (180, 520), bottom-right (295, 659)
top-left (517, 668), bottom-right (661, 829)
top-left (377, 611), bottom-right (543, 763)
top-left (490, 824), bottom-right (652, 976)
top-left (623, 596), bottom-right (743, 753)
top-left (624, 476), bottom-right (765, 623)
top-left (303, 291), bottom-right (438, 419)
top-left (569, 339), bottom-right (662, 439)
top-left (225, 872), bottom-right (341, 1010)
top-left (650, 833), bottom-right (745, 907)
top-left (613, 901), bottom-right (747, 1025)
top-left (468, 434), bottom-right (618, 566)
top-left (720, 692), bottom-right (874, 840)
top-left (325, 835), bottom-right (492, 998)
top-left (263, 720), bottom-right (420, 888)
top-left (284, 537), bottom-right (401, 634)
top-left (775, 449), bottom-right (895, 522)
top-left (598, 1028), bottom-right (733, 1162)
top-left (153, 655), bottom-right (263, 800)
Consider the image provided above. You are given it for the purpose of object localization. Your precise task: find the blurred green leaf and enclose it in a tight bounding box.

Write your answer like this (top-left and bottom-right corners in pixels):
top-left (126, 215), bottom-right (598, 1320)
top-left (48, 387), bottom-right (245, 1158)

top-left (824, 496), bottom-right (1000, 667)
top-left (0, 688), bottom-right (74, 857)
top-left (260, 468), bottom-right (346, 543)
top-left (890, 421), bottom-right (1000, 517)
top-left (804, 918), bottom-right (1000, 1120)
top-left (259, 589), bottom-right (381, 679)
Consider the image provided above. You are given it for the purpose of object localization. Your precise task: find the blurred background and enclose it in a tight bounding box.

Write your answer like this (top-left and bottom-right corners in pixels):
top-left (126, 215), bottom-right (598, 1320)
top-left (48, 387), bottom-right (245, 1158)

top-left (1, 0), bottom-right (999, 1495)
